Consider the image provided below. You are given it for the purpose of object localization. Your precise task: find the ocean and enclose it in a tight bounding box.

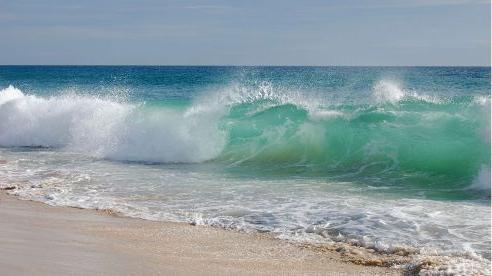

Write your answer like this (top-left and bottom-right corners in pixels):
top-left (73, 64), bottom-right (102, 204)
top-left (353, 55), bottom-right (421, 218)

top-left (0, 66), bottom-right (490, 272)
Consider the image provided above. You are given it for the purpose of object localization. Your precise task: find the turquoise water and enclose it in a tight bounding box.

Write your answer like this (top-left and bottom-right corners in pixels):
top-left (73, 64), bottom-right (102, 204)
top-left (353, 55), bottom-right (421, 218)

top-left (0, 66), bottom-right (490, 271)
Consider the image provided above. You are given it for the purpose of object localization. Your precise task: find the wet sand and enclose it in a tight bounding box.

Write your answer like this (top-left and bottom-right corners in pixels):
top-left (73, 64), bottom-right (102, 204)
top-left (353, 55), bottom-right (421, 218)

top-left (0, 192), bottom-right (402, 275)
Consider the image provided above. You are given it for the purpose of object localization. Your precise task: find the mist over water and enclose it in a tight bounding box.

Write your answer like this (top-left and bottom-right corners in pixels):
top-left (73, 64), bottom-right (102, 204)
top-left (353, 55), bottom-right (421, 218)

top-left (0, 66), bottom-right (490, 273)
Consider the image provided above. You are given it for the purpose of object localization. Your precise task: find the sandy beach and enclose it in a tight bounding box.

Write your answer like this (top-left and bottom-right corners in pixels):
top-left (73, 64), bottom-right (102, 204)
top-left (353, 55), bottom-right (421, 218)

top-left (0, 192), bottom-right (402, 275)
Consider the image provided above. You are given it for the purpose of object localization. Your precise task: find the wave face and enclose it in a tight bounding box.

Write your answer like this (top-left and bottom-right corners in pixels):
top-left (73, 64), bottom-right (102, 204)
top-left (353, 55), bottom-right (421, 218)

top-left (0, 78), bottom-right (489, 199)
top-left (216, 81), bottom-right (490, 190)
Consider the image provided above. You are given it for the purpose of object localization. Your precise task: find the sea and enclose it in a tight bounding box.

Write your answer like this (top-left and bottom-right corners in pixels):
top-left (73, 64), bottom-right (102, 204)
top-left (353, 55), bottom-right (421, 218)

top-left (0, 66), bottom-right (490, 273)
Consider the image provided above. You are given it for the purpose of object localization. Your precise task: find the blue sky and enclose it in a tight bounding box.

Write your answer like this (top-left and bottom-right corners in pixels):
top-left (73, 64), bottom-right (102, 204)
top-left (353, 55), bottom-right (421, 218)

top-left (0, 0), bottom-right (490, 65)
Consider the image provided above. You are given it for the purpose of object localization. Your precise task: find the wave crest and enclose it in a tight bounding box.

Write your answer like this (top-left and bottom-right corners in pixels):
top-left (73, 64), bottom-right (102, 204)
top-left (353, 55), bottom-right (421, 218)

top-left (0, 86), bottom-right (225, 163)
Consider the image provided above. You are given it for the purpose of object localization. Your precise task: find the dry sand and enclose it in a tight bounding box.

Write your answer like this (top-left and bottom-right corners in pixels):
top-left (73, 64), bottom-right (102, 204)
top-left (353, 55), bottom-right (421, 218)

top-left (0, 192), bottom-right (402, 275)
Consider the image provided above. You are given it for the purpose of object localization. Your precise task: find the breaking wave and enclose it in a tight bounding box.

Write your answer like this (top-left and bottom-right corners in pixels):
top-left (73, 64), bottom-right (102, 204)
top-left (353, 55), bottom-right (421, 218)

top-left (0, 82), bottom-right (490, 193)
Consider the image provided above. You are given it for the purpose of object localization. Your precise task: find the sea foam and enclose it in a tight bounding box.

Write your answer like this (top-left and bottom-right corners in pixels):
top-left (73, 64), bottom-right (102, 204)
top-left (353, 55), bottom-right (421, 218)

top-left (0, 86), bottom-right (225, 163)
top-left (372, 80), bottom-right (405, 103)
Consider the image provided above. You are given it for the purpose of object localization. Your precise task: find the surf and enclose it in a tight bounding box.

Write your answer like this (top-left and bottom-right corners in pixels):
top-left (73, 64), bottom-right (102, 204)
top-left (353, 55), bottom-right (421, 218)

top-left (0, 81), bottom-right (490, 197)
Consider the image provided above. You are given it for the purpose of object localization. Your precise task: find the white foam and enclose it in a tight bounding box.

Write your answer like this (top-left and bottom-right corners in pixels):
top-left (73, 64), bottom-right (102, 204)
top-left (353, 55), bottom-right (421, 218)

top-left (188, 81), bottom-right (326, 117)
top-left (372, 79), bottom-right (445, 105)
top-left (1, 145), bottom-right (490, 275)
top-left (308, 110), bottom-right (344, 120)
top-left (372, 80), bottom-right (405, 104)
top-left (0, 86), bottom-right (225, 163)
top-left (0, 85), bottom-right (23, 105)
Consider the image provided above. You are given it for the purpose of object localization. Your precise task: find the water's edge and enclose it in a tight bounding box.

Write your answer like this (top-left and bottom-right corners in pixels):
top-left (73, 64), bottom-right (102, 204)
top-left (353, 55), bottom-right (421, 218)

top-left (1, 187), bottom-right (489, 276)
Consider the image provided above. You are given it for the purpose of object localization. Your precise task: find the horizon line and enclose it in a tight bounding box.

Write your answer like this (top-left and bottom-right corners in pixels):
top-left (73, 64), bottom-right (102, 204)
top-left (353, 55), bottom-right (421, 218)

top-left (0, 64), bottom-right (490, 67)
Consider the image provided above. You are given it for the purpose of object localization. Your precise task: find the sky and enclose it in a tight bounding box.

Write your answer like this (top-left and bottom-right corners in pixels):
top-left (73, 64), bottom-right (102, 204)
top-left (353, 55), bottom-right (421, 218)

top-left (0, 0), bottom-right (490, 66)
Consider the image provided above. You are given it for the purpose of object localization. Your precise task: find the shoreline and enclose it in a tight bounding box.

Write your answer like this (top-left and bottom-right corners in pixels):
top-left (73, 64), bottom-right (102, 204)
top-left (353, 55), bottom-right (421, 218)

top-left (0, 191), bottom-right (402, 275)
